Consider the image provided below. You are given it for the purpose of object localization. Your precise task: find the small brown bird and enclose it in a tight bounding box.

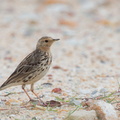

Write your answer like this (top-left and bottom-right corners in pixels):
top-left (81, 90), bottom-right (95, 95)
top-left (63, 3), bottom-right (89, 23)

top-left (0, 36), bottom-right (59, 105)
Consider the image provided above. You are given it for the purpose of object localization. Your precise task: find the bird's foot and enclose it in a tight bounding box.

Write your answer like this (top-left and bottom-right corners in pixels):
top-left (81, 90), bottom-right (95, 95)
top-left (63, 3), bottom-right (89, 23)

top-left (29, 99), bottom-right (37, 102)
top-left (28, 99), bottom-right (40, 105)
top-left (38, 99), bottom-right (47, 107)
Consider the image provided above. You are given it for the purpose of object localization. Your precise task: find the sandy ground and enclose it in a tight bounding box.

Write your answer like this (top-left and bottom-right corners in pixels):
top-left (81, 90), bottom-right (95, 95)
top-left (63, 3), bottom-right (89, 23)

top-left (0, 0), bottom-right (120, 119)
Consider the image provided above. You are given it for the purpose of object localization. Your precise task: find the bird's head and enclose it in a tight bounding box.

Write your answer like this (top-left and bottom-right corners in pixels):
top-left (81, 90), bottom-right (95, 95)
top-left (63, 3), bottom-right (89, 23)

top-left (36, 36), bottom-right (60, 51)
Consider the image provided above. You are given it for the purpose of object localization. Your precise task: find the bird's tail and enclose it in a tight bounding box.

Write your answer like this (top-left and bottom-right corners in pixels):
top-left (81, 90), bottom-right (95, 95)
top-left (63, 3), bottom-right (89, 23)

top-left (0, 84), bottom-right (12, 91)
top-left (0, 78), bottom-right (13, 91)
top-left (0, 85), bottom-right (8, 91)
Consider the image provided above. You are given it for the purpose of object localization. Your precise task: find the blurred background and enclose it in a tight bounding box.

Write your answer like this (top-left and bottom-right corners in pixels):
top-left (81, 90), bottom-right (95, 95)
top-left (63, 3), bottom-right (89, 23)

top-left (0, 0), bottom-right (120, 119)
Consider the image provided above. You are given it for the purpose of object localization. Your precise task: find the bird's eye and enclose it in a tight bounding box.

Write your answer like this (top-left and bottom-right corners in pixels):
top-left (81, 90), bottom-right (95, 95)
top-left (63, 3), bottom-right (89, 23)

top-left (45, 40), bottom-right (48, 43)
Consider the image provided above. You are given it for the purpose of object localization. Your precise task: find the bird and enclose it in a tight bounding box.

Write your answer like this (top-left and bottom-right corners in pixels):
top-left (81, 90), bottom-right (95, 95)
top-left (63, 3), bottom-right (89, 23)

top-left (0, 36), bottom-right (60, 105)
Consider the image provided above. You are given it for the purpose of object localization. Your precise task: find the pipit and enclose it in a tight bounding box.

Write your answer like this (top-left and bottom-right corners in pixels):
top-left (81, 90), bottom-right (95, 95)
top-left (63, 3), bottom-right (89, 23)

top-left (0, 36), bottom-right (59, 105)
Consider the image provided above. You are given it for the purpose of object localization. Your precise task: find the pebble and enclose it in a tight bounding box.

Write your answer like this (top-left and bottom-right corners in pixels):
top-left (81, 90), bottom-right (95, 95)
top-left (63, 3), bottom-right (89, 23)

top-left (99, 88), bottom-right (108, 93)
top-left (41, 83), bottom-right (53, 87)
top-left (91, 90), bottom-right (98, 95)
top-left (69, 98), bottom-right (81, 106)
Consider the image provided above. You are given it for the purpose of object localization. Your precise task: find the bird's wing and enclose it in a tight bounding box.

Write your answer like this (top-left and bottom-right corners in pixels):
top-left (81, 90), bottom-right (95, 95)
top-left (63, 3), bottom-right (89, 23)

top-left (0, 50), bottom-right (47, 88)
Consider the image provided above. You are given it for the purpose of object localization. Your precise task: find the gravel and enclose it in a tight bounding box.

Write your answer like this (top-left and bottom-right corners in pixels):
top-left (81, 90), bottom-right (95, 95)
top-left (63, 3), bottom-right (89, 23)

top-left (0, 0), bottom-right (120, 119)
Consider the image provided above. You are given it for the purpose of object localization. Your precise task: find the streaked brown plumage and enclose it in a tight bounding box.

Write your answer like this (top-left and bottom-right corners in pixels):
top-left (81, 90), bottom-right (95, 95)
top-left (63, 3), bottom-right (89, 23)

top-left (0, 36), bottom-right (59, 105)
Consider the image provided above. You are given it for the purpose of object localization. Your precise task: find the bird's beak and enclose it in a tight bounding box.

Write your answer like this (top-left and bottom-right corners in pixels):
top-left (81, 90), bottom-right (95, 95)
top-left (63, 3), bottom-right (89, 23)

top-left (53, 39), bottom-right (60, 41)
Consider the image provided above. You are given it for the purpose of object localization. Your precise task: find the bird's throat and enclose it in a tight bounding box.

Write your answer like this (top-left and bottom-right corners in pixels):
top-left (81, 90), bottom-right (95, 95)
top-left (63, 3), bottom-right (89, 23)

top-left (39, 46), bottom-right (50, 52)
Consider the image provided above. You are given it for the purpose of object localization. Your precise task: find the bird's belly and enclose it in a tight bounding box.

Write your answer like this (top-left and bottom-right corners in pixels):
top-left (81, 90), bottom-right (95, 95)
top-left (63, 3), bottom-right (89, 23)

top-left (34, 68), bottom-right (49, 82)
top-left (24, 66), bottom-right (50, 84)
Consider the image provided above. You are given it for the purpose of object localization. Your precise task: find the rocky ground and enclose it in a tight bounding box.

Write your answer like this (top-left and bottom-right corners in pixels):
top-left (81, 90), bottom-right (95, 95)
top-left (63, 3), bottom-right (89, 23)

top-left (0, 0), bottom-right (120, 120)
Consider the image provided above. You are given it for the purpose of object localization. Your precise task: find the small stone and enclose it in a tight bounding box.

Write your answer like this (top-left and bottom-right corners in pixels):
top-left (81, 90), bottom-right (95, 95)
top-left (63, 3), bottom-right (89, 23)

top-left (79, 89), bottom-right (91, 94)
top-left (84, 100), bottom-right (119, 120)
top-left (32, 117), bottom-right (37, 120)
top-left (52, 88), bottom-right (62, 94)
top-left (41, 83), bottom-right (53, 87)
top-left (69, 98), bottom-right (81, 106)
top-left (5, 99), bottom-right (21, 106)
top-left (99, 88), bottom-right (108, 93)
top-left (45, 100), bottom-right (61, 107)
top-left (9, 114), bottom-right (16, 117)
top-left (65, 110), bottom-right (98, 120)
top-left (91, 90), bottom-right (98, 95)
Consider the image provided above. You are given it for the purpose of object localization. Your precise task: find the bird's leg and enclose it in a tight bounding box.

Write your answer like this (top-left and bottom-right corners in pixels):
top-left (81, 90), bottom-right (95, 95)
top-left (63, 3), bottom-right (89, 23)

top-left (22, 84), bottom-right (33, 101)
top-left (30, 83), bottom-right (46, 105)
